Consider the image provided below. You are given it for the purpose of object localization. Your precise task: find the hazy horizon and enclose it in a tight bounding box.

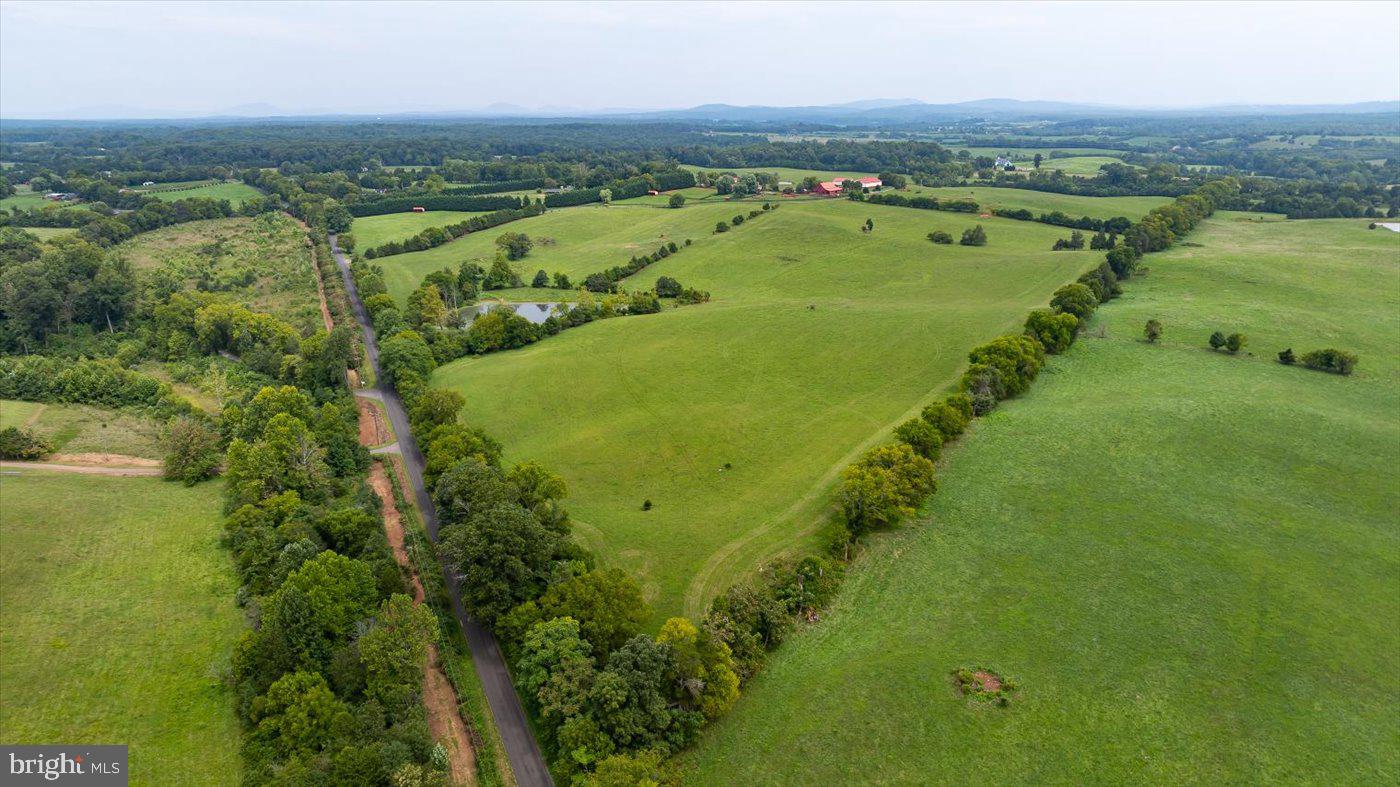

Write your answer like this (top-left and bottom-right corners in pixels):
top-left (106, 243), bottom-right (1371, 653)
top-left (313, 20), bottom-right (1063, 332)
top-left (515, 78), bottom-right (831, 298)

top-left (3, 0), bottom-right (1399, 120)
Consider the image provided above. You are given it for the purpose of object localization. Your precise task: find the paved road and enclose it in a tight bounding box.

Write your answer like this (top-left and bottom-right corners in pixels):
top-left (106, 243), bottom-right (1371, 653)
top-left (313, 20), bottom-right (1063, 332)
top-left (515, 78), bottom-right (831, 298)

top-left (330, 234), bottom-right (553, 787)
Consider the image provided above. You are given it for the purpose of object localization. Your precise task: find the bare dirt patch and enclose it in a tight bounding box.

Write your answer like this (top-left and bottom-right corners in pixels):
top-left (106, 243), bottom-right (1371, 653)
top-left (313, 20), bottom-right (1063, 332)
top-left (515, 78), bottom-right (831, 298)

top-left (952, 666), bottom-right (1017, 706)
top-left (48, 453), bottom-right (162, 468)
top-left (0, 461), bottom-right (162, 477)
top-left (357, 397), bottom-right (393, 447)
top-left (367, 461), bottom-right (475, 784)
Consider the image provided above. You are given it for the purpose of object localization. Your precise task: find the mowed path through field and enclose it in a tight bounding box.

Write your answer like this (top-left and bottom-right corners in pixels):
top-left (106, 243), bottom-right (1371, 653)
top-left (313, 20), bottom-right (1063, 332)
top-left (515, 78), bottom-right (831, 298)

top-left (433, 195), bottom-right (1156, 621)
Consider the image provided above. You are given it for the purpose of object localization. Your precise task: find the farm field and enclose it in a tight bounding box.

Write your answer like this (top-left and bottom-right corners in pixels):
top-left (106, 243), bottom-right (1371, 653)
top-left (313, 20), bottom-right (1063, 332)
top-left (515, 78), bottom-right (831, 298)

top-left (372, 201), bottom-right (750, 305)
top-left (0, 399), bottom-right (164, 459)
top-left (0, 471), bottom-right (242, 785)
top-left (1031, 154), bottom-right (1131, 175)
top-left (140, 180), bottom-right (264, 207)
top-left (351, 209), bottom-right (491, 250)
top-left (947, 146), bottom-right (1126, 158)
top-left (900, 184), bottom-right (1172, 220)
top-left (118, 213), bottom-right (321, 333)
top-left (683, 216), bottom-right (1400, 783)
top-left (433, 195), bottom-right (1111, 621)
top-left (0, 184), bottom-right (60, 211)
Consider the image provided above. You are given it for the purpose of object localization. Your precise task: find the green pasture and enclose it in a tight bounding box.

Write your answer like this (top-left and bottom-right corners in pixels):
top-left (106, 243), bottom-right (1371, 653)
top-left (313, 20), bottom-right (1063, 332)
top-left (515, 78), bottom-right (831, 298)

top-left (432, 196), bottom-right (1108, 621)
top-left (351, 210), bottom-right (492, 251)
top-left (684, 216), bottom-right (1400, 783)
top-left (0, 472), bottom-right (242, 785)
top-left (0, 399), bottom-right (164, 459)
top-left (680, 163), bottom-right (877, 185)
top-left (372, 201), bottom-right (753, 305)
top-left (15, 226), bottom-right (76, 241)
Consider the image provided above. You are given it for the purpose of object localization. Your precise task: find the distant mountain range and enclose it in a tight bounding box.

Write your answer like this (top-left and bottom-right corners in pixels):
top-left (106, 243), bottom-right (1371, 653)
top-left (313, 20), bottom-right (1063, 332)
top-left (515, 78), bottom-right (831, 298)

top-left (8, 97), bottom-right (1399, 123)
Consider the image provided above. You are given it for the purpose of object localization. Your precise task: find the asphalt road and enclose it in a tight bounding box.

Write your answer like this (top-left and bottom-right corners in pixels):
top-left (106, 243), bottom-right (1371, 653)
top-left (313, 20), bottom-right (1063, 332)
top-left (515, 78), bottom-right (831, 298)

top-left (330, 234), bottom-right (553, 787)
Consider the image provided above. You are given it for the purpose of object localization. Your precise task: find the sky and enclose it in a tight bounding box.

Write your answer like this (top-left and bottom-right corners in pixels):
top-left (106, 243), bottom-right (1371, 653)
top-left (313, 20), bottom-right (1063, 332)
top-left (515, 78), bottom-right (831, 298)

top-left (2, 0), bottom-right (1398, 119)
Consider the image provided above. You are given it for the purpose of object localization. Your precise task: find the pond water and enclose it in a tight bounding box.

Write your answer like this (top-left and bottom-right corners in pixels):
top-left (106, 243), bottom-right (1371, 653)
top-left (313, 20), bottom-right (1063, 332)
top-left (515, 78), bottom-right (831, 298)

top-left (467, 302), bottom-right (568, 325)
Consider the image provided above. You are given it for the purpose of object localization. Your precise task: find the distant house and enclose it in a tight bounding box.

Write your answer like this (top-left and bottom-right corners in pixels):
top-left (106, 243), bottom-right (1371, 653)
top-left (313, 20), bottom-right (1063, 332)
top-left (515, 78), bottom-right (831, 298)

top-left (647, 189), bottom-right (660, 196)
top-left (44, 192), bottom-right (78, 201)
top-left (813, 176), bottom-right (882, 196)
top-left (994, 156), bottom-right (1014, 170)
top-left (142, 180), bottom-right (156, 187)
top-left (412, 206), bottom-right (426, 213)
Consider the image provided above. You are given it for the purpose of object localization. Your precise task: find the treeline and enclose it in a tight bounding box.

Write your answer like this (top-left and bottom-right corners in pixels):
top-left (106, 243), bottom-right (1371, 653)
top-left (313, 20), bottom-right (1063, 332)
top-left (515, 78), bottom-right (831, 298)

top-left (347, 193), bottom-right (531, 218)
top-left (442, 178), bottom-right (546, 195)
top-left (991, 207), bottom-right (1133, 233)
top-left (3, 196), bottom-right (236, 246)
top-left (865, 192), bottom-right (980, 213)
top-left (543, 169), bottom-right (696, 208)
top-left (361, 203), bottom-right (546, 259)
top-left (0, 355), bottom-right (199, 418)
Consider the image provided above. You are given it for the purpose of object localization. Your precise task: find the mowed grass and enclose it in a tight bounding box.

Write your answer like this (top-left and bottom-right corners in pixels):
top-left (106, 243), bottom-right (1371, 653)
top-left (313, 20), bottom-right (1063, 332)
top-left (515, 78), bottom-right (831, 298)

top-left (16, 226), bottom-right (76, 241)
top-left (0, 472), bottom-right (242, 785)
top-left (118, 213), bottom-right (321, 333)
top-left (141, 181), bottom-right (264, 207)
top-left (373, 201), bottom-right (751, 305)
top-left (683, 216), bottom-right (1400, 783)
top-left (0, 399), bottom-right (164, 458)
top-left (351, 210), bottom-right (491, 251)
top-left (433, 196), bottom-right (1107, 621)
top-left (901, 184), bottom-right (1171, 220)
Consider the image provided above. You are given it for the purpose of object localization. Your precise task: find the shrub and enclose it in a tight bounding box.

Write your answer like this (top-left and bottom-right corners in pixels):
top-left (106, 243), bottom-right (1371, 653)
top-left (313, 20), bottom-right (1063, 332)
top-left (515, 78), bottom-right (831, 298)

top-left (1209, 331), bottom-right (1227, 351)
top-left (655, 276), bottom-right (682, 298)
top-left (668, 193), bottom-right (686, 208)
top-left (959, 225), bottom-right (988, 246)
top-left (1050, 283), bottom-right (1097, 320)
top-left (0, 426), bottom-right (51, 460)
top-left (715, 221), bottom-right (729, 233)
top-left (1024, 309), bottom-right (1078, 354)
top-left (162, 416), bottom-right (223, 485)
top-left (839, 444), bottom-right (936, 538)
top-left (1277, 347), bottom-right (1296, 365)
top-left (1225, 333), bottom-right (1247, 354)
top-left (920, 400), bottom-right (969, 441)
top-left (927, 230), bottom-right (953, 244)
top-left (1300, 348), bottom-right (1358, 375)
top-left (894, 418), bottom-right (942, 460)
top-left (1144, 319), bottom-right (1163, 343)
top-left (531, 269), bottom-right (549, 288)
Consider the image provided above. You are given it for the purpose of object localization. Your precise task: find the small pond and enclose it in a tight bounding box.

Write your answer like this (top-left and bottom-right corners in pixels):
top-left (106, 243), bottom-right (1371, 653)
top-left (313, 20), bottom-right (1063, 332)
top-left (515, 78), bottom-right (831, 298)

top-left (467, 302), bottom-right (568, 325)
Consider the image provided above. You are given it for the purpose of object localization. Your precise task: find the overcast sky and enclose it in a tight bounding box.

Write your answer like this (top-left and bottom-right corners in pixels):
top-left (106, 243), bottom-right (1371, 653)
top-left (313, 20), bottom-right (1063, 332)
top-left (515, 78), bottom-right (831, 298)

top-left (2, 0), bottom-right (1398, 118)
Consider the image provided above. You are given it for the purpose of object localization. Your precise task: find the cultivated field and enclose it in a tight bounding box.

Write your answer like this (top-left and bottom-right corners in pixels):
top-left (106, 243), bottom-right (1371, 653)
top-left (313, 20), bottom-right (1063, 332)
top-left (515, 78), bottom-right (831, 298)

top-left (683, 216), bottom-right (1400, 783)
top-left (351, 209), bottom-right (491, 250)
top-left (118, 213), bottom-right (321, 333)
top-left (0, 472), bottom-right (242, 784)
top-left (0, 399), bottom-right (164, 458)
top-left (371, 201), bottom-right (751, 304)
top-left (432, 195), bottom-right (1112, 621)
top-left (0, 184), bottom-right (60, 211)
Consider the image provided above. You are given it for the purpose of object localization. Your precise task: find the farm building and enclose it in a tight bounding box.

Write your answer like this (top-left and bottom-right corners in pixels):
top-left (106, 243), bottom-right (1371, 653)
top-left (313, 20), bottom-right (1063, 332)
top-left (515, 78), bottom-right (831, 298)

top-left (813, 177), bottom-right (882, 196)
top-left (995, 156), bottom-right (1014, 170)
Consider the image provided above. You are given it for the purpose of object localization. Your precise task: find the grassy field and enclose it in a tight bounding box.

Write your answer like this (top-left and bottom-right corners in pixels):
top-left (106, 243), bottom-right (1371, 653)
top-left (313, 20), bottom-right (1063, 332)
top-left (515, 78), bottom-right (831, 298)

top-left (140, 181), bottom-right (264, 207)
top-left (683, 216), bottom-right (1400, 783)
top-left (1031, 155), bottom-right (1131, 176)
top-left (0, 184), bottom-right (62, 211)
top-left (0, 399), bottom-right (164, 458)
top-left (372, 201), bottom-right (752, 305)
top-left (900, 185), bottom-right (1171, 220)
top-left (118, 213), bottom-right (321, 333)
top-left (0, 472), bottom-right (242, 785)
top-left (351, 210), bottom-right (491, 251)
top-left (17, 226), bottom-right (77, 241)
top-left (432, 195), bottom-right (1113, 621)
